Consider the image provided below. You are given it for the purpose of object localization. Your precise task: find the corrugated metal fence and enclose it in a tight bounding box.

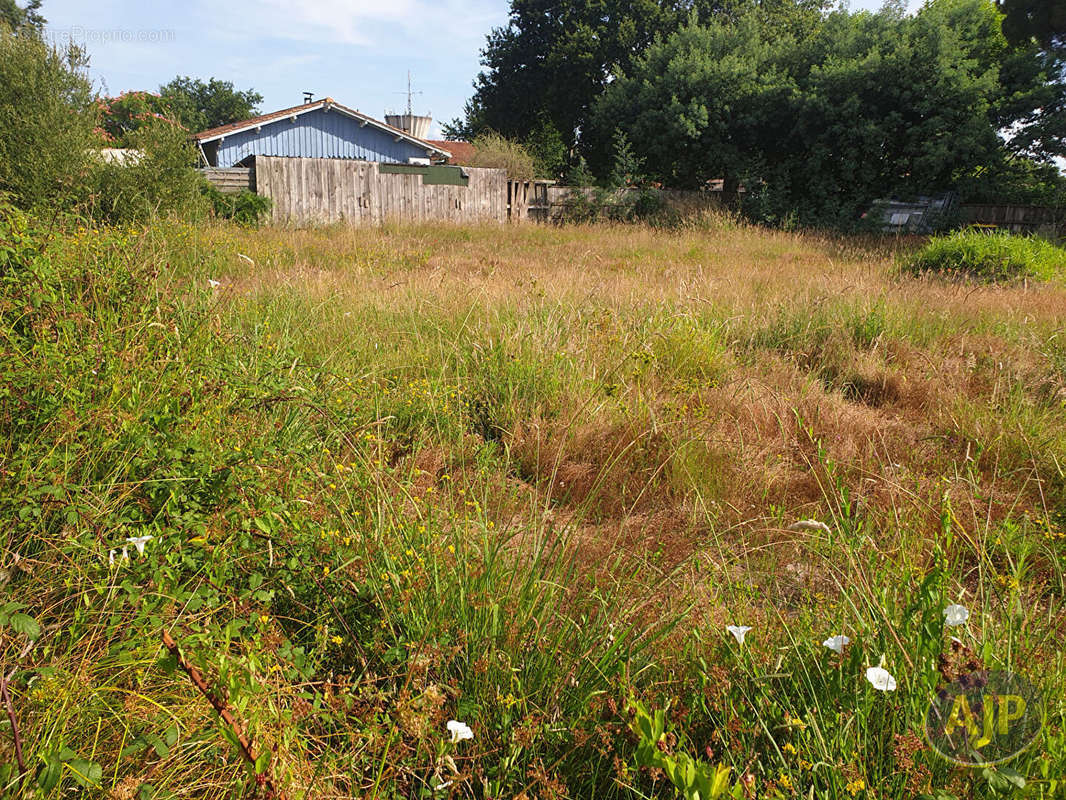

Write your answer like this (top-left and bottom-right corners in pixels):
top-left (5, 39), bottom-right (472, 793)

top-left (253, 156), bottom-right (508, 226)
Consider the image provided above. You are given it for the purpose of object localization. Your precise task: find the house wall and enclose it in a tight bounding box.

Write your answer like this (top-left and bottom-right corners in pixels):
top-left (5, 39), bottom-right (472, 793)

top-left (213, 108), bottom-right (438, 167)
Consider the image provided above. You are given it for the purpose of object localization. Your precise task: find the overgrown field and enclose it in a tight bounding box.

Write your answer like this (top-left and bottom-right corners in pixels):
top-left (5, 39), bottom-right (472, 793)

top-left (2, 207), bottom-right (1065, 799)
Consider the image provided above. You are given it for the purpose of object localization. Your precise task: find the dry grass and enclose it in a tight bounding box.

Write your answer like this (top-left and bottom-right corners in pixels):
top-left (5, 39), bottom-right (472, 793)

top-left (192, 222), bottom-right (1066, 608)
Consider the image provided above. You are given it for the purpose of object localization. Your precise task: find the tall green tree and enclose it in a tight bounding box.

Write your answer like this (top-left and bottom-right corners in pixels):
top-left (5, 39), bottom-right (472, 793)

top-left (158, 76), bottom-right (262, 133)
top-left (997, 0), bottom-right (1065, 55)
top-left (454, 0), bottom-right (827, 157)
top-left (0, 0), bottom-right (44, 33)
top-left (592, 0), bottom-right (1065, 226)
top-left (589, 12), bottom-right (787, 190)
top-left (453, 0), bottom-right (830, 162)
top-left (455, 0), bottom-right (686, 149)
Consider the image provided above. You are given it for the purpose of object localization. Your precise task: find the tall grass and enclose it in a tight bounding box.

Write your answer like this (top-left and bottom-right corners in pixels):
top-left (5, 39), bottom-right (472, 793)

top-left (2, 210), bottom-right (1065, 799)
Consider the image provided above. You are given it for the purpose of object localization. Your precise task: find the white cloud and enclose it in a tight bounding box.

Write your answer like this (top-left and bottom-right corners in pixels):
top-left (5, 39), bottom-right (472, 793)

top-left (216, 0), bottom-right (419, 46)
top-left (201, 0), bottom-right (500, 48)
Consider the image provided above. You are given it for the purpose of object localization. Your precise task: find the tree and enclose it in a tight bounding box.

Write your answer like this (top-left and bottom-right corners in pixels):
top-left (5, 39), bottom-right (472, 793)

top-left (456, 0), bottom-right (829, 164)
top-left (0, 27), bottom-right (96, 208)
top-left (158, 76), bottom-right (262, 133)
top-left (590, 13), bottom-right (784, 190)
top-left (98, 91), bottom-right (176, 146)
top-left (608, 129), bottom-right (645, 188)
top-left (523, 116), bottom-right (569, 179)
top-left (592, 0), bottom-right (1063, 226)
top-left (459, 0), bottom-right (713, 153)
top-left (0, 0), bottom-right (44, 33)
top-left (997, 0), bottom-right (1065, 55)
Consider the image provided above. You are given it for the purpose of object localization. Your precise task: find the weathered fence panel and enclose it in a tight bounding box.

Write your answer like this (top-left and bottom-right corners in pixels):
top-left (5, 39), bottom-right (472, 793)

top-left (959, 204), bottom-right (1066, 236)
top-left (254, 156), bottom-right (507, 226)
top-left (543, 186), bottom-right (720, 221)
top-left (198, 167), bottom-right (255, 194)
top-left (509, 180), bottom-right (552, 222)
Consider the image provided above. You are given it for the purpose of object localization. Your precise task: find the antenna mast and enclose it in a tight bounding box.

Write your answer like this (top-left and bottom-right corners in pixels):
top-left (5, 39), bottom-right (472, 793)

top-left (393, 72), bottom-right (423, 116)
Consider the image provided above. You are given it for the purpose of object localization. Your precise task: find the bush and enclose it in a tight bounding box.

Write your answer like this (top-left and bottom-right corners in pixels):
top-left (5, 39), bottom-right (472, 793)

top-left (557, 186), bottom-right (681, 226)
top-left (468, 132), bottom-right (536, 181)
top-left (0, 28), bottom-right (97, 210)
top-left (86, 118), bottom-right (208, 224)
top-left (902, 229), bottom-right (1066, 281)
top-left (202, 185), bottom-right (272, 226)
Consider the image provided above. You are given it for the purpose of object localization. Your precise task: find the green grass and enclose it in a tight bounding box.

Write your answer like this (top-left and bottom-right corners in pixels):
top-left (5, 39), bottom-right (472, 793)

top-left (2, 207), bottom-right (1065, 799)
top-left (902, 230), bottom-right (1066, 282)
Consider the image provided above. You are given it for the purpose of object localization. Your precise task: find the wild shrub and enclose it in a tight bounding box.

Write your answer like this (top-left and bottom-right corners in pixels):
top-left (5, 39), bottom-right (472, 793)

top-left (468, 131), bottom-right (536, 181)
top-left (557, 186), bottom-right (681, 226)
top-left (201, 185), bottom-right (272, 226)
top-left (85, 118), bottom-right (208, 224)
top-left (902, 229), bottom-right (1066, 281)
top-left (0, 29), bottom-right (96, 210)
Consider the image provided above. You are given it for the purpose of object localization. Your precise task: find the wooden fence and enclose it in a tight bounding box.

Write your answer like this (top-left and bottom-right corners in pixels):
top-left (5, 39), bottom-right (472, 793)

top-left (959, 204), bottom-right (1066, 236)
top-left (253, 156), bottom-right (508, 226)
top-left (541, 186), bottom-right (720, 221)
top-left (201, 160), bottom-right (722, 226)
top-left (198, 167), bottom-right (255, 194)
top-left (508, 181), bottom-right (553, 222)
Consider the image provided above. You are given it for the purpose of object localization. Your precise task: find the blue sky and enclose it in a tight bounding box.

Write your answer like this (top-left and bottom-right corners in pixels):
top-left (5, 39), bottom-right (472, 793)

top-left (42, 0), bottom-right (915, 138)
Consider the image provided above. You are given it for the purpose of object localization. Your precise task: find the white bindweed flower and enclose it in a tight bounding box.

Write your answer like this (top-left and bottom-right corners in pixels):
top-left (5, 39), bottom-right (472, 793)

top-left (126, 535), bottom-right (153, 555)
top-left (822, 634), bottom-right (850, 653)
top-left (943, 604), bottom-right (969, 627)
top-left (726, 625), bottom-right (752, 645)
top-left (208, 279), bottom-right (221, 288)
top-left (446, 719), bottom-right (473, 743)
top-left (866, 665), bottom-right (897, 692)
top-left (788, 519), bottom-right (832, 534)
